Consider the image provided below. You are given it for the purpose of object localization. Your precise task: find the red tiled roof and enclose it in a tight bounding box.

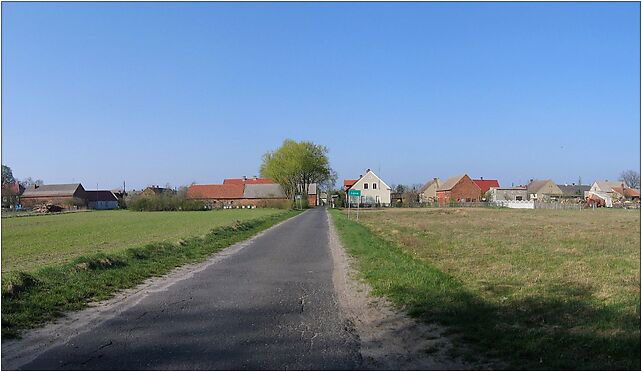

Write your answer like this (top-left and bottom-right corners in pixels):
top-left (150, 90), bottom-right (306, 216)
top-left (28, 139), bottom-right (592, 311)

top-left (223, 178), bottom-right (274, 185)
top-left (612, 187), bottom-right (641, 198)
top-left (343, 179), bottom-right (358, 188)
top-left (186, 184), bottom-right (244, 199)
top-left (473, 179), bottom-right (500, 193)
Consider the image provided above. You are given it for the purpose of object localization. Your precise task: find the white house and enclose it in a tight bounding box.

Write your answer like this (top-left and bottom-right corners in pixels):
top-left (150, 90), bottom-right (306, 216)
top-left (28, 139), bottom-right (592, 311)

top-left (344, 169), bottom-right (391, 206)
top-left (590, 180), bottom-right (626, 195)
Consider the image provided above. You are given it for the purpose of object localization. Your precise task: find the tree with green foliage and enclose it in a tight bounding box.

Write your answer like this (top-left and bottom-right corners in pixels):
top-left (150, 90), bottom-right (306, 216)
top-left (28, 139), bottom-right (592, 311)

top-left (2, 165), bottom-right (15, 184)
top-left (260, 139), bottom-right (334, 200)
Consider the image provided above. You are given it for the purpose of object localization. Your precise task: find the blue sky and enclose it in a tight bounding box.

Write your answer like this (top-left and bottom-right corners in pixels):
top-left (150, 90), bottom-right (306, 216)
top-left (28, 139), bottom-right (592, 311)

top-left (2, 2), bottom-right (639, 190)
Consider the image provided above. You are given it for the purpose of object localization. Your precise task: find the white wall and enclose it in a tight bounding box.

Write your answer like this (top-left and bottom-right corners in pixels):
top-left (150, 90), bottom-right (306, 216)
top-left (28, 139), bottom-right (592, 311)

top-left (494, 200), bottom-right (534, 209)
top-left (350, 171), bottom-right (391, 205)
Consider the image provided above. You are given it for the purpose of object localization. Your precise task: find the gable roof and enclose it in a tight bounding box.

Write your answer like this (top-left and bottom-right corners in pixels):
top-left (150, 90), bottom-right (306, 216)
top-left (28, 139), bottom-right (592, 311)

top-left (557, 184), bottom-right (591, 196)
top-left (473, 179), bottom-right (500, 194)
top-left (21, 183), bottom-right (83, 198)
top-left (224, 178), bottom-right (274, 185)
top-left (611, 186), bottom-right (641, 199)
top-left (343, 179), bottom-right (358, 189)
top-left (346, 169), bottom-right (392, 191)
top-left (186, 184), bottom-right (244, 199)
top-left (593, 180), bottom-right (626, 192)
top-left (86, 190), bottom-right (118, 202)
top-left (419, 178), bottom-right (440, 193)
top-left (437, 175), bottom-right (467, 191)
top-left (527, 179), bottom-right (551, 194)
top-left (243, 184), bottom-right (286, 199)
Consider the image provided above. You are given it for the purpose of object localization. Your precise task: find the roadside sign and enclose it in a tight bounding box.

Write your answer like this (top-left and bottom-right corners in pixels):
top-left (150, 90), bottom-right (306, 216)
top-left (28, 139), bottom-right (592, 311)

top-left (348, 189), bottom-right (361, 197)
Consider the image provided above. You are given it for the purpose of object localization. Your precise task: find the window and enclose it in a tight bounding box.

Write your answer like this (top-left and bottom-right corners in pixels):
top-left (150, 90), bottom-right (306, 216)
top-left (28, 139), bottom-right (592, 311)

top-left (373, 183), bottom-right (377, 189)
top-left (516, 196), bottom-right (523, 201)
top-left (364, 183), bottom-right (369, 189)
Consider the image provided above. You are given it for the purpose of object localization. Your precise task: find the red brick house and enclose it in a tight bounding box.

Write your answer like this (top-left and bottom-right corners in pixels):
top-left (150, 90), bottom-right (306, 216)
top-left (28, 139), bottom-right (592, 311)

top-left (436, 174), bottom-right (482, 204)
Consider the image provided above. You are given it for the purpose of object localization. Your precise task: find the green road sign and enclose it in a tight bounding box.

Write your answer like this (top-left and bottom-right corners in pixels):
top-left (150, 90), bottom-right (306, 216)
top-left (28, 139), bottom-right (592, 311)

top-left (348, 189), bottom-right (361, 197)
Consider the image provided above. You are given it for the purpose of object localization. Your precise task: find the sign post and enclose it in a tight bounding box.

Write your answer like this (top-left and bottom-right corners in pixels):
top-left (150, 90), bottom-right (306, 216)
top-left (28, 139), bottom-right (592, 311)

top-left (348, 189), bottom-right (361, 220)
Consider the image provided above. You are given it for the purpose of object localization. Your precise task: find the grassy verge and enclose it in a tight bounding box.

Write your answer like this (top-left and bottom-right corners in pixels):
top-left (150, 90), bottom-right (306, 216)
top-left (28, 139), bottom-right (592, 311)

top-left (2, 210), bottom-right (299, 338)
top-left (329, 209), bottom-right (640, 370)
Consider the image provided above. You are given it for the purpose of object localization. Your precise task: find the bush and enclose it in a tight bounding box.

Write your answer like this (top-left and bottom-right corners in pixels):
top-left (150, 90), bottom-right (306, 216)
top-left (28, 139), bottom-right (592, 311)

top-left (126, 193), bottom-right (207, 212)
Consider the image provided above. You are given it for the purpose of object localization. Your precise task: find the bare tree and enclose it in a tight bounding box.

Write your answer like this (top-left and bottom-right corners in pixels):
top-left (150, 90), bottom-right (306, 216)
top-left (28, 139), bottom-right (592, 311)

top-left (619, 170), bottom-right (640, 189)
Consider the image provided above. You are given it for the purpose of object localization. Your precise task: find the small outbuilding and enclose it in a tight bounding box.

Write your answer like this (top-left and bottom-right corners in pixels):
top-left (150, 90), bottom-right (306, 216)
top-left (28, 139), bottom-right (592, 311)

top-left (436, 174), bottom-right (482, 204)
top-left (86, 190), bottom-right (119, 210)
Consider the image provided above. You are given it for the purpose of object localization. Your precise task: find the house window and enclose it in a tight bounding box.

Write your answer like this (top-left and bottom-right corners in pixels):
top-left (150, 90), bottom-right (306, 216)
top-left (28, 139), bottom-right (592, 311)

top-left (373, 183), bottom-right (377, 189)
top-left (516, 196), bottom-right (523, 201)
top-left (364, 183), bottom-right (369, 189)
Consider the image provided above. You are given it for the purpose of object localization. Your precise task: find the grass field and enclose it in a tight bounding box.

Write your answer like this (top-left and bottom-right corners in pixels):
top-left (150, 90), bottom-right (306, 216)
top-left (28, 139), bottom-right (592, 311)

top-left (1, 209), bottom-right (283, 273)
top-left (331, 208), bottom-right (640, 370)
top-left (2, 209), bottom-right (298, 337)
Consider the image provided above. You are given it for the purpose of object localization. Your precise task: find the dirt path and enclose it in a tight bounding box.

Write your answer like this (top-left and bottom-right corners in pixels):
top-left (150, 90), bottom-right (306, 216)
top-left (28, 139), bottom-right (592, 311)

top-left (327, 209), bottom-right (494, 370)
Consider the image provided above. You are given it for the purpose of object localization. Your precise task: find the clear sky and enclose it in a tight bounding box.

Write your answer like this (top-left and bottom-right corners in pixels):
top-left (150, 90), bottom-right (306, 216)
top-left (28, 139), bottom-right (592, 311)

top-left (2, 2), bottom-right (640, 190)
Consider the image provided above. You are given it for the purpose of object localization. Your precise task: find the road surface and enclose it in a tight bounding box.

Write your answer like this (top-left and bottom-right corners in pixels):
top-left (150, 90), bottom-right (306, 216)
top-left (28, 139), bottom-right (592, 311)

top-left (19, 208), bottom-right (362, 370)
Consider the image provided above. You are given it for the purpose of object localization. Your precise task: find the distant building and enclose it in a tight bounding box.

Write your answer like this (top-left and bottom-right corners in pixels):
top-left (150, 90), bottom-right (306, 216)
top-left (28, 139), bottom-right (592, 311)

top-left (590, 180), bottom-right (626, 196)
top-left (186, 184), bottom-right (245, 208)
top-left (436, 174), bottom-right (482, 204)
top-left (86, 190), bottom-right (119, 210)
top-left (343, 169), bottom-right (391, 206)
top-left (526, 179), bottom-right (563, 201)
top-left (472, 178), bottom-right (500, 199)
top-left (418, 178), bottom-right (440, 203)
top-left (557, 184), bottom-right (591, 202)
top-left (488, 186), bottom-right (528, 201)
top-left (141, 186), bottom-right (176, 197)
top-left (20, 183), bottom-right (87, 210)
top-left (223, 176), bottom-right (274, 185)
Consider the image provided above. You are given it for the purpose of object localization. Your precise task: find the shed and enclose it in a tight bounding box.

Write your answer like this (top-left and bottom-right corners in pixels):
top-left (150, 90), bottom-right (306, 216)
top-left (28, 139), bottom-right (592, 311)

top-left (86, 190), bottom-right (119, 210)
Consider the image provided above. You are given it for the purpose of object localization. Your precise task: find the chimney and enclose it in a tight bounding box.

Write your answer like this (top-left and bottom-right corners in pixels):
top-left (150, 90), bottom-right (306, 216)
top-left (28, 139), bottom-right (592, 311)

top-left (529, 179), bottom-right (534, 183)
top-left (572, 183), bottom-right (575, 186)
top-left (480, 177), bottom-right (484, 180)
top-left (434, 177), bottom-right (438, 181)
top-left (243, 176), bottom-right (247, 181)
top-left (359, 175), bottom-right (362, 179)
top-left (253, 176), bottom-right (257, 180)
top-left (366, 168), bottom-right (371, 173)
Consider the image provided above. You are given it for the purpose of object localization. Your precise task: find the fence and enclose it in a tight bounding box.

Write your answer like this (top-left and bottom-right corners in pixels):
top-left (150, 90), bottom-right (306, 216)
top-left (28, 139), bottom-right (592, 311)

top-left (533, 201), bottom-right (582, 210)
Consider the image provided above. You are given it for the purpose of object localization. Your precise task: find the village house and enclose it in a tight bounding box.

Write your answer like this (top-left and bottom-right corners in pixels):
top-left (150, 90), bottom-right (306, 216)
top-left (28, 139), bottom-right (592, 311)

top-left (557, 183), bottom-right (591, 202)
top-left (436, 174), bottom-right (482, 204)
top-left (590, 180), bottom-right (626, 196)
top-left (86, 190), bottom-right (119, 210)
top-left (20, 183), bottom-right (88, 210)
top-left (418, 178), bottom-right (440, 203)
top-left (141, 185), bottom-right (176, 197)
top-left (488, 186), bottom-right (528, 201)
top-left (473, 178), bottom-right (500, 200)
top-left (526, 179), bottom-right (563, 201)
top-left (611, 185), bottom-right (641, 202)
top-left (343, 169), bottom-right (392, 206)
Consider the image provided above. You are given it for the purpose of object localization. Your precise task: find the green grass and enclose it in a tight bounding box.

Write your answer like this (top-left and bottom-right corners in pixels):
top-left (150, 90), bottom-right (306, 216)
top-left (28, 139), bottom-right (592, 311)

top-left (2, 210), bottom-right (299, 338)
top-left (1, 209), bottom-right (283, 273)
top-left (330, 208), bottom-right (640, 370)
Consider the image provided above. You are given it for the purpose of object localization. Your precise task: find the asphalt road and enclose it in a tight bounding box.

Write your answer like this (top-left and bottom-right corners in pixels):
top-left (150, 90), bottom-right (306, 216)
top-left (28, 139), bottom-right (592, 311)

top-left (21, 208), bottom-right (362, 370)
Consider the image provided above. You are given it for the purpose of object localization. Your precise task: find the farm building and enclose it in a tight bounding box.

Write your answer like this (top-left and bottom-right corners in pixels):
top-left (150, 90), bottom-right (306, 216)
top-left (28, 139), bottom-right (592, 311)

top-left (343, 169), bottom-right (392, 206)
top-left (472, 178), bottom-right (500, 194)
top-left (186, 184), bottom-right (245, 208)
top-left (590, 180), bottom-right (627, 196)
top-left (488, 186), bottom-right (528, 201)
top-left (436, 174), bottom-right (482, 204)
top-left (557, 184), bottom-right (591, 202)
top-left (20, 183), bottom-right (88, 210)
top-left (418, 178), bottom-right (440, 203)
top-left (141, 186), bottom-right (176, 197)
top-left (527, 179), bottom-right (563, 201)
top-left (611, 185), bottom-right (641, 201)
top-left (86, 190), bottom-right (119, 210)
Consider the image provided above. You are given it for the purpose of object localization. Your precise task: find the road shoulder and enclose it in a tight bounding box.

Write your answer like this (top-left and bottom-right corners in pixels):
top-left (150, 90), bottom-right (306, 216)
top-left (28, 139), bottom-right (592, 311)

top-left (327, 208), bottom-right (486, 370)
